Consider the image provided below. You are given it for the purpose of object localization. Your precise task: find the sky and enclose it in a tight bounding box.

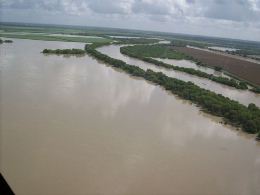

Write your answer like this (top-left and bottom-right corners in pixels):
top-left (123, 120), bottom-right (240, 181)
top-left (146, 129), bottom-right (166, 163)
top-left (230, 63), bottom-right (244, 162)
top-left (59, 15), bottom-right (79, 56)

top-left (0, 0), bottom-right (260, 41)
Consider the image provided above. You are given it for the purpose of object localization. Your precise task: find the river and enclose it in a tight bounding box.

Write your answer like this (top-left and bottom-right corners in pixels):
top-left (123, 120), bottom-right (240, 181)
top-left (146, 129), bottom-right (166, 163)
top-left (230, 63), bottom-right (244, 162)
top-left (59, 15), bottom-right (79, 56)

top-left (1, 39), bottom-right (260, 195)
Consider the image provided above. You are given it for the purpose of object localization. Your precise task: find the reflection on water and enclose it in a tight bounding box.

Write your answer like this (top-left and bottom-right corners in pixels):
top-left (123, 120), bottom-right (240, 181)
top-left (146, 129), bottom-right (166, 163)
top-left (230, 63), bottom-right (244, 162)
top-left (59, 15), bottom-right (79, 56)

top-left (1, 39), bottom-right (260, 195)
top-left (98, 45), bottom-right (260, 107)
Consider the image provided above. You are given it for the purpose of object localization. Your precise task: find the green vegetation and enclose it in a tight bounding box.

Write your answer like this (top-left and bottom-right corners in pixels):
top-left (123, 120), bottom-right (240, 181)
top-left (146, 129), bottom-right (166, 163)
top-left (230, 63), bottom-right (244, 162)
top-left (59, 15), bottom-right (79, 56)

top-left (87, 42), bottom-right (111, 49)
top-left (113, 38), bottom-right (160, 45)
top-left (0, 33), bottom-right (112, 43)
top-left (214, 66), bottom-right (222, 71)
top-left (4, 39), bottom-right (12, 43)
top-left (250, 87), bottom-right (260, 94)
top-left (42, 48), bottom-right (85, 55)
top-left (120, 45), bottom-right (249, 90)
top-left (120, 44), bottom-right (188, 59)
top-left (257, 132), bottom-right (260, 140)
top-left (171, 39), bottom-right (209, 48)
top-left (119, 44), bottom-right (208, 67)
top-left (0, 38), bottom-right (13, 44)
top-left (84, 43), bottom-right (260, 139)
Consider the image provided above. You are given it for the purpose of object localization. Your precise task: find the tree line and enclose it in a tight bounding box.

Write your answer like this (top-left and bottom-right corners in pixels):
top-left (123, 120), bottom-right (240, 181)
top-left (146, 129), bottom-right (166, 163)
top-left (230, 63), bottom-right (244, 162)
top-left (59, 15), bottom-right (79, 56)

top-left (0, 39), bottom-right (13, 44)
top-left (113, 38), bottom-right (160, 45)
top-left (42, 48), bottom-right (85, 55)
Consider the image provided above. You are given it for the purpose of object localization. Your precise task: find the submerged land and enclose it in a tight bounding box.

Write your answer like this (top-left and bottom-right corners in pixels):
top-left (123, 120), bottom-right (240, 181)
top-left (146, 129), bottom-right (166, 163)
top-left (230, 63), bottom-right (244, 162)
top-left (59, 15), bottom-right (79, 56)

top-left (1, 22), bottom-right (260, 194)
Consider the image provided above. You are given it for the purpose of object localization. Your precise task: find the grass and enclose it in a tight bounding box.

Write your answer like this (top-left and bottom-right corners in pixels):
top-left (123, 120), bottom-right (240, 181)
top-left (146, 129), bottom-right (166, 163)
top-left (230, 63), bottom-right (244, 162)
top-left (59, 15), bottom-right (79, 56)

top-left (121, 44), bottom-right (188, 59)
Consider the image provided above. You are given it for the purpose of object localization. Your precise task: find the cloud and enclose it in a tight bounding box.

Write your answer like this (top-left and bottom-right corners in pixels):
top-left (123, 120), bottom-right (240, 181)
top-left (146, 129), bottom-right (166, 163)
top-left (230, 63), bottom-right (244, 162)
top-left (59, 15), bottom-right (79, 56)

top-left (87, 0), bottom-right (133, 14)
top-left (132, 0), bottom-right (173, 15)
top-left (1, 0), bottom-right (260, 22)
top-left (0, 0), bottom-right (90, 14)
top-left (0, 0), bottom-right (57, 10)
top-left (201, 0), bottom-right (260, 22)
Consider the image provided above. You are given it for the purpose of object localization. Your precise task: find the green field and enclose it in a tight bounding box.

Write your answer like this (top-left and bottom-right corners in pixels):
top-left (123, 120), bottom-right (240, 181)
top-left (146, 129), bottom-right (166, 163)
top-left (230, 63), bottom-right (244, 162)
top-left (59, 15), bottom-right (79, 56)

top-left (120, 44), bottom-right (188, 59)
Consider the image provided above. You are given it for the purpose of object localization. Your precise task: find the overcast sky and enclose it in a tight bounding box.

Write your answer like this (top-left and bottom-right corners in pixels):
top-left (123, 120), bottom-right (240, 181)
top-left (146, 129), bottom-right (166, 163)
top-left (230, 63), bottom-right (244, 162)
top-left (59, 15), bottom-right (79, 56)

top-left (1, 0), bottom-right (260, 41)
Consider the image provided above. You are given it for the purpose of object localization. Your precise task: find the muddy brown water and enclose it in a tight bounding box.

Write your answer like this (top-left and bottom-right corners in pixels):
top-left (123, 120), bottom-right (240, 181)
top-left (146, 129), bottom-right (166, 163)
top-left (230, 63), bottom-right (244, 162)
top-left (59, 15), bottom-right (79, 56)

top-left (1, 39), bottom-right (260, 195)
top-left (98, 45), bottom-right (260, 107)
top-left (153, 58), bottom-right (223, 75)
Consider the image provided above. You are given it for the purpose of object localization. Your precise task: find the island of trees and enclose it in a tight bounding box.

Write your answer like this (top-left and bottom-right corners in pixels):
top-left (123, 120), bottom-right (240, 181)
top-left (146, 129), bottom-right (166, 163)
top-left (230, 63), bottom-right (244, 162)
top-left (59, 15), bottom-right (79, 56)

top-left (84, 43), bottom-right (260, 140)
top-left (0, 38), bottom-right (13, 44)
top-left (42, 48), bottom-right (85, 55)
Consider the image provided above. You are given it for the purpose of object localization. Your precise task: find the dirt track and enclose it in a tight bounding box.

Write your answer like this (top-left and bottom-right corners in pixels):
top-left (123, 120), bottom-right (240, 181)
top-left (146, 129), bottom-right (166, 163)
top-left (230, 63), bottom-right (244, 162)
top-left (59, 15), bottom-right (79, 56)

top-left (174, 47), bottom-right (260, 86)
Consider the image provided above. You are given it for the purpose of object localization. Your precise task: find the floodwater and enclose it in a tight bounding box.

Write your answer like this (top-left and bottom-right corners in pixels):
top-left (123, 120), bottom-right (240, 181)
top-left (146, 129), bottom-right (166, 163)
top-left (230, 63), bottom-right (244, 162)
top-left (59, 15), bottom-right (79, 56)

top-left (98, 45), bottom-right (260, 107)
top-left (1, 39), bottom-right (260, 195)
top-left (153, 58), bottom-right (224, 76)
top-left (109, 36), bottom-right (142, 39)
top-left (158, 40), bottom-right (171, 44)
top-left (208, 46), bottom-right (238, 52)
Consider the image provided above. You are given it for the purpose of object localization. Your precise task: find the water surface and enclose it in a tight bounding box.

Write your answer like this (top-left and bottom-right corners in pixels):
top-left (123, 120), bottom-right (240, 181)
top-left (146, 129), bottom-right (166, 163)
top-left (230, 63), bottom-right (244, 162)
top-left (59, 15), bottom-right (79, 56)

top-left (208, 46), bottom-right (238, 52)
top-left (1, 39), bottom-right (260, 195)
top-left (154, 58), bottom-right (221, 75)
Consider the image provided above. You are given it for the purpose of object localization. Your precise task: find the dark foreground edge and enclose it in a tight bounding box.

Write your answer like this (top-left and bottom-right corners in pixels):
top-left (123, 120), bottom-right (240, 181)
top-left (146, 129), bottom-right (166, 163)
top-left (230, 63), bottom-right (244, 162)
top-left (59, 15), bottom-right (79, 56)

top-left (0, 173), bottom-right (15, 195)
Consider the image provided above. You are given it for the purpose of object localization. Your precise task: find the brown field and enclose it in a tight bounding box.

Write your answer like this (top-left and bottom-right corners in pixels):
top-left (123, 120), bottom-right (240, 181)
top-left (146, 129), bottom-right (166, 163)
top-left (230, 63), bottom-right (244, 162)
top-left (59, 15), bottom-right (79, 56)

top-left (173, 47), bottom-right (260, 86)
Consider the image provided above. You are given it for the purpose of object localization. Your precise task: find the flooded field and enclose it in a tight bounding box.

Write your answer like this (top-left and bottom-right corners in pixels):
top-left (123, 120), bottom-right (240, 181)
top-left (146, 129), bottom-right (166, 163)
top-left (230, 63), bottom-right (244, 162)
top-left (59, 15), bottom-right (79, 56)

top-left (109, 36), bottom-right (142, 39)
top-left (1, 39), bottom-right (260, 195)
top-left (208, 46), bottom-right (238, 52)
top-left (154, 58), bottom-right (221, 75)
top-left (98, 45), bottom-right (260, 107)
